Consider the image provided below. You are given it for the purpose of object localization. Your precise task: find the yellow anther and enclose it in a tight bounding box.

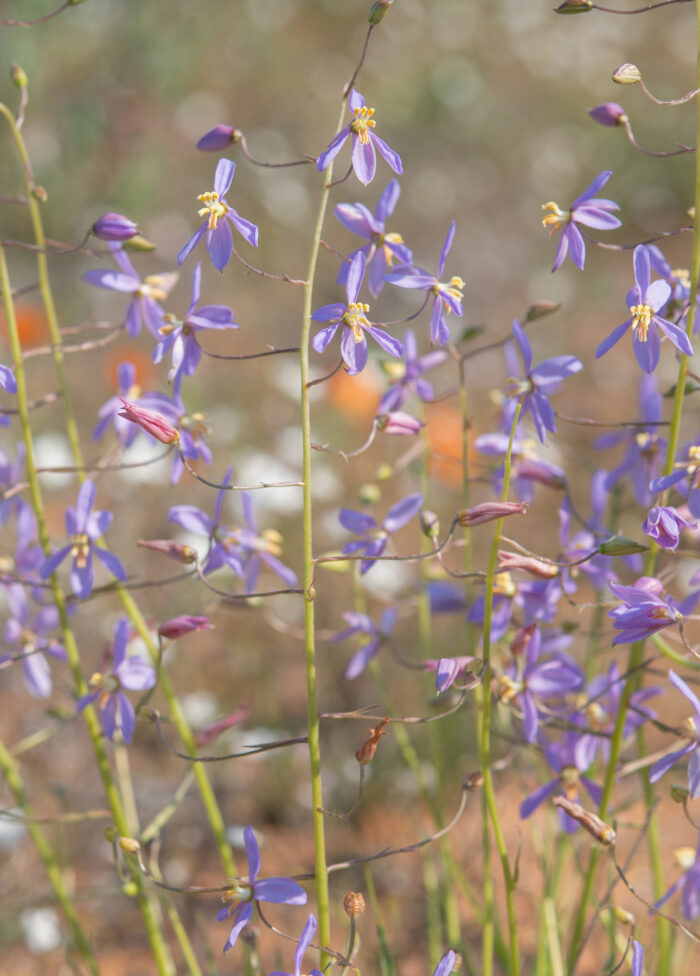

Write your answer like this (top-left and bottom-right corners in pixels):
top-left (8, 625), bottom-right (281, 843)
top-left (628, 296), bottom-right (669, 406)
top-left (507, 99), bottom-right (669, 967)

top-left (541, 202), bottom-right (568, 234)
top-left (629, 303), bottom-right (652, 342)
top-left (446, 276), bottom-right (465, 301)
top-left (343, 302), bottom-right (372, 343)
top-left (672, 268), bottom-right (691, 290)
top-left (675, 847), bottom-right (697, 870)
top-left (350, 105), bottom-right (376, 144)
top-left (197, 190), bottom-right (228, 230)
top-left (70, 533), bottom-right (90, 569)
top-left (222, 878), bottom-right (254, 906)
top-left (140, 275), bottom-right (170, 302)
top-left (689, 445), bottom-right (700, 463)
top-left (634, 431), bottom-right (651, 450)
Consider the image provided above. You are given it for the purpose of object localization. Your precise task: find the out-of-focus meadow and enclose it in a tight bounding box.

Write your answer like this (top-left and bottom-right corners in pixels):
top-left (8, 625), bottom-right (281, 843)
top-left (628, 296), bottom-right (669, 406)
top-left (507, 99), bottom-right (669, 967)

top-left (1, 1), bottom-right (699, 973)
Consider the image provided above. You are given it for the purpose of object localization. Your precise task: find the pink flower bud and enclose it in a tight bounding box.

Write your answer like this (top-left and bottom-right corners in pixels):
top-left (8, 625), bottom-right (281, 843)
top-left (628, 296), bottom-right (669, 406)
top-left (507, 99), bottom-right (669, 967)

top-left (194, 707), bottom-right (248, 748)
top-left (376, 411), bottom-right (424, 435)
top-left (588, 103), bottom-right (627, 128)
top-left (137, 539), bottom-right (198, 563)
top-left (91, 212), bottom-right (139, 241)
top-left (158, 615), bottom-right (214, 640)
top-left (510, 623), bottom-right (537, 656)
top-left (118, 400), bottom-right (180, 444)
top-left (457, 501), bottom-right (527, 527)
top-left (497, 551), bottom-right (559, 579)
top-left (196, 125), bottom-right (242, 152)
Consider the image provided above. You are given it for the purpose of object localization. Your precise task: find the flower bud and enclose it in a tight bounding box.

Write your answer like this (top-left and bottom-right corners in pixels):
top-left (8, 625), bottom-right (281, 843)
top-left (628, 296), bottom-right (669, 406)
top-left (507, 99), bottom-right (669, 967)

top-left (457, 501), bottom-right (527, 527)
top-left (612, 63), bottom-right (642, 85)
top-left (497, 551), bottom-right (558, 579)
top-left (119, 836), bottom-right (141, 855)
top-left (510, 623), bottom-right (536, 657)
top-left (524, 301), bottom-right (561, 323)
top-left (358, 483), bottom-right (381, 505)
top-left (123, 234), bottom-right (157, 252)
top-left (91, 212), bottom-right (139, 242)
top-left (552, 797), bottom-right (616, 845)
top-left (194, 707), bottom-right (248, 747)
top-left (121, 881), bottom-right (139, 897)
top-left (32, 185), bottom-right (48, 203)
top-left (554, 0), bottom-right (593, 11)
top-left (588, 103), bottom-right (627, 128)
top-left (463, 771), bottom-right (484, 792)
top-left (670, 783), bottom-right (690, 803)
top-left (137, 538), bottom-right (198, 563)
top-left (355, 718), bottom-right (389, 765)
top-left (118, 400), bottom-right (180, 444)
top-left (376, 411), bottom-right (424, 436)
top-left (344, 891), bottom-right (366, 918)
top-left (420, 509), bottom-right (440, 539)
top-left (196, 125), bottom-right (242, 152)
top-left (159, 615), bottom-right (213, 640)
top-left (369, 0), bottom-right (393, 25)
top-left (317, 551), bottom-right (351, 574)
top-left (611, 906), bottom-right (635, 926)
top-left (10, 63), bottom-right (28, 88)
top-left (598, 535), bottom-right (648, 556)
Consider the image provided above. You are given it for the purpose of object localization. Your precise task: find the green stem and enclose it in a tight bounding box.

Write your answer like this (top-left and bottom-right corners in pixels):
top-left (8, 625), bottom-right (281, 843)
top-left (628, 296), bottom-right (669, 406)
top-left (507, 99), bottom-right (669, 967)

top-left (479, 402), bottom-right (521, 976)
top-left (0, 735), bottom-right (100, 975)
top-left (0, 240), bottom-right (174, 976)
top-left (298, 100), bottom-right (347, 964)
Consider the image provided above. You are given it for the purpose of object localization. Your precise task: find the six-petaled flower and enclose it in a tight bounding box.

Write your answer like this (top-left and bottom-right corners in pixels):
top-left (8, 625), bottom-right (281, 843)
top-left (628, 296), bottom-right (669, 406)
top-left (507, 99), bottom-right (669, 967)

top-left (541, 170), bottom-right (621, 272)
top-left (317, 89), bottom-right (403, 186)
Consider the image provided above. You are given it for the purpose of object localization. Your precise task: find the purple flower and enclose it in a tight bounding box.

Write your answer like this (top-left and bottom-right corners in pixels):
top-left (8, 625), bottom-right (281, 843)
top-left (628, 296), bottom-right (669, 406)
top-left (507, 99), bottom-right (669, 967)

top-left (505, 320), bottom-right (582, 443)
top-left (384, 222), bottom-right (463, 346)
top-left (196, 125), bottom-right (239, 152)
top-left (339, 493), bottom-right (423, 574)
top-left (542, 170), bottom-right (621, 271)
top-left (643, 504), bottom-right (696, 550)
top-left (378, 329), bottom-right (447, 412)
top-left (217, 825), bottom-right (306, 954)
top-left (77, 618), bottom-right (155, 743)
top-left (93, 362), bottom-right (144, 447)
top-left (607, 577), bottom-right (695, 645)
top-left (596, 374), bottom-right (665, 506)
top-left (234, 492), bottom-right (297, 592)
top-left (39, 480), bottom-right (127, 599)
top-left (596, 245), bottom-right (693, 373)
top-left (178, 159), bottom-right (259, 272)
top-left (631, 941), bottom-right (644, 976)
top-left (588, 103), bottom-right (627, 128)
top-left (520, 731), bottom-right (602, 834)
top-left (82, 243), bottom-right (176, 337)
top-left (558, 496), bottom-right (615, 594)
top-left (2, 584), bottom-right (66, 698)
top-left (0, 363), bottom-right (18, 394)
top-left (169, 470), bottom-right (244, 578)
top-left (655, 839), bottom-right (700, 919)
top-left (425, 655), bottom-right (477, 694)
top-left (317, 89), bottom-right (403, 186)
top-left (649, 670), bottom-right (700, 798)
top-left (269, 914), bottom-right (323, 976)
top-left (91, 213), bottom-right (139, 242)
top-left (153, 263), bottom-right (238, 394)
top-left (335, 180), bottom-right (412, 296)
top-left (474, 431), bottom-right (567, 503)
top-left (651, 437), bottom-right (700, 518)
top-left (332, 608), bottom-right (397, 679)
top-left (433, 951), bottom-right (457, 976)
top-left (376, 410), bottom-right (424, 435)
top-left (312, 251), bottom-right (404, 375)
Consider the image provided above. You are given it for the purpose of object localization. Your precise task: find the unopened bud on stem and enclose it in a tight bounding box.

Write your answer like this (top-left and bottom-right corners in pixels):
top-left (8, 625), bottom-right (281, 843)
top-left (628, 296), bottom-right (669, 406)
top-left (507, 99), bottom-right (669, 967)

top-left (369, 0), bottom-right (393, 25)
top-left (355, 718), bottom-right (389, 764)
top-left (344, 891), bottom-right (366, 918)
top-left (612, 63), bottom-right (642, 85)
top-left (10, 63), bottom-right (27, 88)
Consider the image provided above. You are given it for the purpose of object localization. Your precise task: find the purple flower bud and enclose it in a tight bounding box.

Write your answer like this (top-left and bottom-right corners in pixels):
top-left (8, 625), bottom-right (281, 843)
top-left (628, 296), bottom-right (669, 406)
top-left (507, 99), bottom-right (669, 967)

top-left (376, 411), bottom-right (424, 435)
top-left (497, 551), bottom-right (559, 579)
top-left (642, 505), bottom-right (697, 551)
top-left (91, 212), bottom-right (139, 242)
top-left (458, 501), bottom-right (527, 527)
top-left (159, 615), bottom-right (214, 640)
top-left (137, 538), bottom-right (198, 563)
top-left (194, 707), bottom-right (248, 747)
top-left (588, 103), bottom-right (627, 128)
top-left (196, 125), bottom-right (242, 152)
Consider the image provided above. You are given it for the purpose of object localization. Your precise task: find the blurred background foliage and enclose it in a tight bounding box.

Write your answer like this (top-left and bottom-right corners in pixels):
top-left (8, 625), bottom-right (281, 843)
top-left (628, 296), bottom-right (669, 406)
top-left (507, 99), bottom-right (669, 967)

top-left (1, 1), bottom-right (700, 973)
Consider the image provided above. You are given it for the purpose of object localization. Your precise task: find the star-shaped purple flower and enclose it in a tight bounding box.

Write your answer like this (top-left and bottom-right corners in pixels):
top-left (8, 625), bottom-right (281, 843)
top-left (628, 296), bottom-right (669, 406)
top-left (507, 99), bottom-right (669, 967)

top-left (82, 243), bottom-right (176, 337)
top-left (384, 222), bottom-right (464, 346)
top-left (379, 329), bottom-right (446, 413)
top-left (217, 825), bottom-right (306, 954)
top-left (335, 179), bottom-right (412, 296)
top-left (317, 89), bottom-right (403, 186)
top-left (542, 170), bottom-right (621, 272)
top-left (649, 670), bottom-right (700, 798)
top-left (312, 251), bottom-right (404, 375)
top-left (340, 493), bottom-right (423, 574)
top-left (77, 618), bottom-right (155, 744)
top-left (520, 731), bottom-right (602, 834)
top-left (596, 245), bottom-right (693, 373)
top-left (332, 608), bottom-right (397, 679)
top-left (178, 159), bottom-right (259, 272)
top-left (607, 577), bottom-right (697, 645)
top-left (3, 583), bottom-right (66, 698)
top-left (154, 263), bottom-right (238, 394)
top-left (505, 320), bottom-right (582, 443)
top-left (39, 480), bottom-right (127, 599)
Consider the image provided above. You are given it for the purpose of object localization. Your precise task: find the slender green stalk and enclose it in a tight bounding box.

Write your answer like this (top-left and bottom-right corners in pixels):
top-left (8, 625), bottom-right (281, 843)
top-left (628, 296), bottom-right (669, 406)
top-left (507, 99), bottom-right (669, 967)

top-left (0, 735), bottom-right (100, 975)
top-left (298, 100), bottom-right (347, 963)
top-left (479, 403), bottom-right (521, 976)
top-left (0, 240), bottom-right (174, 975)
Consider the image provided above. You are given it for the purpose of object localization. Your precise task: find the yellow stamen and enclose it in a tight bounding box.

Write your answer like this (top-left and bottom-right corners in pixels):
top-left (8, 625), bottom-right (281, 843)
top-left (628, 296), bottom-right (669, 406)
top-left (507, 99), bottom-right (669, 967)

top-left (70, 533), bottom-right (90, 569)
top-left (350, 105), bottom-right (376, 145)
top-left (672, 268), bottom-right (691, 290)
top-left (541, 202), bottom-right (569, 235)
top-left (197, 190), bottom-right (228, 230)
top-left (139, 275), bottom-right (170, 302)
top-left (342, 302), bottom-right (372, 343)
top-left (629, 303), bottom-right (652, 342)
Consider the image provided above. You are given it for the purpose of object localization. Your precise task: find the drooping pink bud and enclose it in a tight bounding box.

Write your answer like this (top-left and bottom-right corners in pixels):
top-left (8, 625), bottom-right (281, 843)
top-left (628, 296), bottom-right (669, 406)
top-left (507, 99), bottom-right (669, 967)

top-left (497, 551), bottom-right (559, 579)
top-left (194, 707), bottom-right (248, 748)
top-left (158, 615), bottom-right (213, 640)
top-left (196, 125), bottom-right (242, 152)
top-left (137, 539), bottom-right (198, 564)
top-left (510, 623), bottom-right (537, 657)
top-left (91, 212), bottom-right (139, 241)
top-left (457, 501), bottom-right (527, 527)
top-left (118, 400), bottom-right (180, 444)
top-left (376, 411), bottom-right (424, 435)
top-left (588, 103), bottom-right (627, 128)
